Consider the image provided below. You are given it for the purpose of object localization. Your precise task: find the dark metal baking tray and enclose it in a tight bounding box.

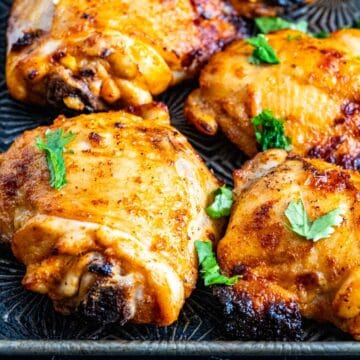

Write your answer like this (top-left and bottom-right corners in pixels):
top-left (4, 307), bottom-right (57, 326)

top-left (1, 0), bottom-right (360, 356)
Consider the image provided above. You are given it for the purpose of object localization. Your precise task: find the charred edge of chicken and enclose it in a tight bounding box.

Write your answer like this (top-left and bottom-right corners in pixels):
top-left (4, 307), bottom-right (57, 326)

top-left (77, 279), bottom-right (134, 325)
top-left (307, 136), bottom-right (360, 171)
top-left (46, 76), bottom-right (106, 113)
top-left (182, 0), bottom-right (247, 69)
top-left (11, 30), bottom-right (45, 52)
top-left (213, 286), bottom-right (303, 341)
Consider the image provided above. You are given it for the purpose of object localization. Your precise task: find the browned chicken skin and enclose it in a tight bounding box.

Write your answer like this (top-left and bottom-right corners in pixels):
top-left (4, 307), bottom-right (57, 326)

top-left (185, 29), bottom-right (360, 170)
top-left (6, 0), bottom-right (241, 111)
top-left (230, 0), bottom-right (313, 17)
top-left (215, 150), bottom-right (360, 340)
top-left (0, 103), bottom-right (224, 326)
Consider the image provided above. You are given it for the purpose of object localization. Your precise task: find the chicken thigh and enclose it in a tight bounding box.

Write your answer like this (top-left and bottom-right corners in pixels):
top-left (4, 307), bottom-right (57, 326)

top-left (215, 149), bottom-right (360, 340)
top-left (230, 0), bottom-right (313, 17)
top-left (0, 103), bottom-right (223, 326)
top-left (185, 29), bottom-right (360, 170)
top-left (6, 0), bottom-right (240, 111)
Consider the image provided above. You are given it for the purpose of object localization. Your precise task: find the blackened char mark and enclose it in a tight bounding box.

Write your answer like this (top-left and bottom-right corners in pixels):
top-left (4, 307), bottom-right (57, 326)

top-left (1, 174), bottom-right (18, 197)
top-left (46, 76), bottom-right (86, 110)
top-left (341, 101), bottom-right (360, 117)
top-left (78, 281), bottom-right (133, 325)
top-left (226, 12), bottom-right (248, 35)
top-left (88, 262), bottom-right (112, 276)
top-left (307, 136), bottom-right (360, 170)
top-left (11, 30), bottom-right (44, 52)
top-left (307, 136), bottom-right (344, 166)
top-left (338, 153), bottom-right (360, 171)
top-left (213, 286), bottom-right (303, 341)
top-left (79, 68), bottom-right (96, 77)
top-left (183, 0), bottom-right (246, 70)
top-left (46, 76), bottom-right (105, 113)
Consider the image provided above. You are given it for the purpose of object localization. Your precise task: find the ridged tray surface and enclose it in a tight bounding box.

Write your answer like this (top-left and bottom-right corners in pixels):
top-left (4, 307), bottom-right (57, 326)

top-left (0, 0), bottom-right (359, 353)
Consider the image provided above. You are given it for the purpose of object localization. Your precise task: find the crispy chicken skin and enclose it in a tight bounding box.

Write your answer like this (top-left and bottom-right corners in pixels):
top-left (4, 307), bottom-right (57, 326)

top-left (0, 103), bottom-right (224, 326)
top-left (230, 0), bottom-right (313, 17)
top-left (215, 149), bottom-right (360, 340)
top-left (185, 29), bottom-right (360, 170)
top-left (6, 0), bottom-right (240, 112)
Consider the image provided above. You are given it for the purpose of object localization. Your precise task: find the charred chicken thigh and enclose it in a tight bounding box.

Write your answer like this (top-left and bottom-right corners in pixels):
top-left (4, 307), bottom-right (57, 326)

top-left (230, 0), bottom-right (313, 17)
top-left (0, 103), bottom-right (223, 326)
top-left (185, 29), bottom-right (360, 170)
top-left (215, 150), bottom-right (360, 340)
top-left (6, 0), bottom-right (240, 111)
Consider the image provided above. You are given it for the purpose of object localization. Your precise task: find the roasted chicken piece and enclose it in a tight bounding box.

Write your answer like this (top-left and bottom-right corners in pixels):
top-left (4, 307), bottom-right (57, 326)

top-left (230, 0), bottom-right (313, 17)
top-left (6, 0), bottom-right (241, 112)
top-left (215, 149), bottom-right (360, 340)
top-left (0, 103), bottom-right (224, 326)
top-left (185, 29), bottom-right (360, 170)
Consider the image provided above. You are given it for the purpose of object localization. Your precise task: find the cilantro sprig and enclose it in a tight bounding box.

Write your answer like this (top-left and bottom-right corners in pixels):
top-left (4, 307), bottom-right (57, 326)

top-left (206, 185), bottom-right (233, 219)
top-left (246, 34), bottom-right (280, 65)
top-left (254, 15), bottom-right (333, 40)
top-left (36, 129), bottom-right (75, 190)
top-left (195, 241), bottom-right (240, 286)
top-left (255, 17), bottom-right (308, 34)
top-left (285, 199), bottom-right (345, 242)
top-left (252, 110), bottom-right (291, 151)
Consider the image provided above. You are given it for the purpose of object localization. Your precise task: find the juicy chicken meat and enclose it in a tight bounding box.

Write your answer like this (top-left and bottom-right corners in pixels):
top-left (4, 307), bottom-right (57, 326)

top-left (0, 103), bottom-right (224, 326)
top-left (6, 0), bottom-right (240, 112)
top-left (185, 29), bottom-right (360, 170)
top-left (230, 0), bottom-right (313, 17)
top-left (215, 150), bottom-right (360, 340)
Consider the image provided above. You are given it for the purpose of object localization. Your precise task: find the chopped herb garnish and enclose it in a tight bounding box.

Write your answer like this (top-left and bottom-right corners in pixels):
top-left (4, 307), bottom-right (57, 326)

top-left (246, 34), bottom-right (280, 65)
top-left (255, 17), bottom-right (308, 34)
top-left (195, 241), bottom-right (240, 286)
top-left (36, 129), bottom-right (75, 190)
top-left (206, 185), bottom-right (233, 219)
top-left (285, 199), bottom-right (345, 242)
top-left (251, 110), bottom-right (291, 151)
top-left (314, 31), bottom-right (330, 39)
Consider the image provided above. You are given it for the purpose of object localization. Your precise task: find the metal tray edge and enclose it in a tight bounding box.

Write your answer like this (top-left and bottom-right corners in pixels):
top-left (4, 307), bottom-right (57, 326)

top-left (0, 340), bottom-right (359, 356)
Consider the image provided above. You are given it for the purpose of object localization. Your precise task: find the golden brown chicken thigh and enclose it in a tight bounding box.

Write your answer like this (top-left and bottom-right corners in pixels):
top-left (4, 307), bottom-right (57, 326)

top-left (230, 0), bottom-right (313, 17)
top-left (6, 0), bottom-right (240, 111)
top-left (185, 29), bottom-right (360, 170)
top-left (0, 103), bottom-right (223, 326)
top-left (215, 150), bottom-right (360, 340)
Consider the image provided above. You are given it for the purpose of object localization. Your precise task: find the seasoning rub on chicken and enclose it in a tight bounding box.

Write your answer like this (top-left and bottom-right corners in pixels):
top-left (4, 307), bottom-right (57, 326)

top-left (215, 150), bottom-right (360, 340)
top-left (6, 0), bottom-right (241, 112)
top-left (0, 103), bottom-right (224, 326)
top-left (185, 29), bottom-right (360, 170)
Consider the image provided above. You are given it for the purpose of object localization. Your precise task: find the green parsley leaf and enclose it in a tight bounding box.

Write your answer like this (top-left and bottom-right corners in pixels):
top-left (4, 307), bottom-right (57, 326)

top-left (195, 241), bottom-right (240, 286)
top-left (314, 31), bottom-right (330, 39)
top-left (251, 109), bottom-right (291, 151)
top-left (285, 199), bottom-right (345, 242)
top-left (255, 17), bottom-right (308, 34)
top-left (206, 185), bottom-right (233, 219)
top-left (36, 129), bottom-right (75, 190)
top-left (246, 34), bottom-right (280, 65)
